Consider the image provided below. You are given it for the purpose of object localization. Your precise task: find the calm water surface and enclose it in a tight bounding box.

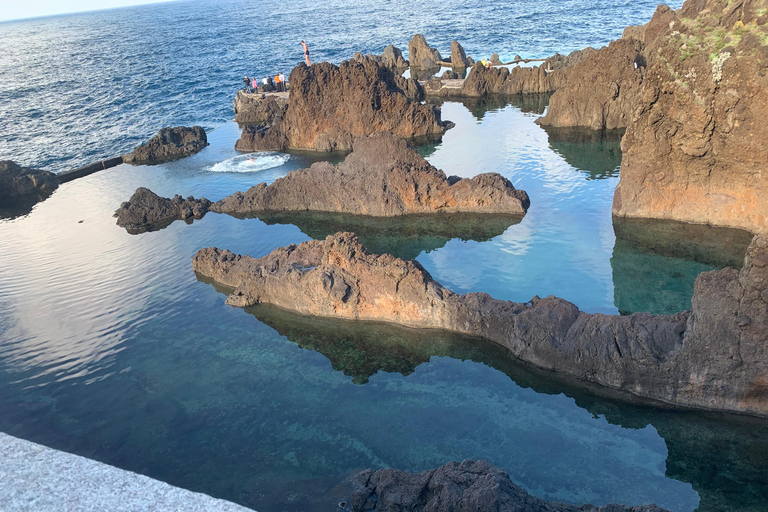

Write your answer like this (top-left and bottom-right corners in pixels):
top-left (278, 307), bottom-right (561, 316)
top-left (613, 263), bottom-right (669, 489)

top-left (2, 1), bottom-right (767, 512)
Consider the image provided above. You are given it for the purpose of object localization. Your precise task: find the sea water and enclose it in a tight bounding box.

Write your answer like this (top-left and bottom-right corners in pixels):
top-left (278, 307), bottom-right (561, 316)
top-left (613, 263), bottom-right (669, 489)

top-left (1, 1), bottom-right (767, 512)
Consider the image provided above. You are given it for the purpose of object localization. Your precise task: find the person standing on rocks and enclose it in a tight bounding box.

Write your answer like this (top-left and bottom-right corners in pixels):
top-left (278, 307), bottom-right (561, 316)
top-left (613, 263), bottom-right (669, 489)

top-left (301, 40), bottom-right (311, 66)
top-left (279, 71), bottom-right (286, 91)
top-left (243, 75), bottom-right (251, 92)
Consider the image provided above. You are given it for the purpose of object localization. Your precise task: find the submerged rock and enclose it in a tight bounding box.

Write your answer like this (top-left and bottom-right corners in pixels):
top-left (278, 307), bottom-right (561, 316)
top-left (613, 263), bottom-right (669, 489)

top-left (235, 58), bottom-right (447, 152)
top-left (0, 160), bottom-right (58, 199)
top-left (116, 132), bottom-right (529, 233)
top-left (193, 231), bottom-right (768, 417)
top-left (350, 460), bottom-right (669, 512)
top-left (123, 126), bottom-right (209, 165)
top-left (613, 0), bottom-right (768, 234)
top-left (233, 90), bottom-right (287, 124)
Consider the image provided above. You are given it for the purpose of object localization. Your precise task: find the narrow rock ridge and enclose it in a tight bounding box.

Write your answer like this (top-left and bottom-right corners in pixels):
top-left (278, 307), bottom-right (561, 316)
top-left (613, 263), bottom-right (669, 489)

top-left (193, 232), bottom-right (768, 416)
top-left (235, 58), bottom-right (449, 152)
top-left (115, 132), bottom-right (529, 232)
top-left (349, 460), bottom-right (669, 512)
top-left (233, 90), bottom-right (287, 124)
top-left (426, 49), bottom-right (593, 98)
top-left (123, 126), bottom-right (209, 165)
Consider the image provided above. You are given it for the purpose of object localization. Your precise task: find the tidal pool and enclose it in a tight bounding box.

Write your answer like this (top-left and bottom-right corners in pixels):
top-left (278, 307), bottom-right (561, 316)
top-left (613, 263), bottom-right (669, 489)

top-left (0, 100), bottom-right (763, 512)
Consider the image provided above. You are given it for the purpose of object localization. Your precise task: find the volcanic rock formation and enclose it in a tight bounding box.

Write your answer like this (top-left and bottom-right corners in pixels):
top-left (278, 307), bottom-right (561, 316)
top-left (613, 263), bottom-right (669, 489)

top-left (193, 231), bottom-right (768, 416)
top-left (116, 133), bottom-right (529, 233)
top-left (233, 90), bottom-right (287, 124)
top-left (349, 460), bottom-right (669, 512)
top-left (0, 160), bottom-right (59, 199)
top-left (408, 34), bottom-right (444, 70)
top-left (235, 58), bottom-right (448, 152)
top-left (537, 38), bottom-right (645, 130)
top-left (123, 126), bottom-right (209, 165)
top-left (450, 40), bottom-right (471, 69)
top-left (613, 0), bottom-right (768, 234)
top-left (427, 50), bottom-right (593, 98)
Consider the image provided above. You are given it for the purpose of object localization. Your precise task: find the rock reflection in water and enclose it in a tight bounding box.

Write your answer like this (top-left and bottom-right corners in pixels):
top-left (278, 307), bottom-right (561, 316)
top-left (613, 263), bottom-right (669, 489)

top-left (245, 303), bottom-right (768, 512)
top-left (542, 125), bottom-right (623, 180)
top-left (428, 94), bottom-right (551, 122)
top-left (611, 218), bottom-right (754, 315)
top-left (0, 191), bottom-right (56, 220)
top-left (252, 210), bottom-right (522, 260)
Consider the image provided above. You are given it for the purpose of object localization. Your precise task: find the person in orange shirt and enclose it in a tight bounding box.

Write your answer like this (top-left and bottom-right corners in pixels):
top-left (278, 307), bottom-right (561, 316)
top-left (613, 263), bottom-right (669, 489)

top-left (274, 73), bottom-right (282, 92)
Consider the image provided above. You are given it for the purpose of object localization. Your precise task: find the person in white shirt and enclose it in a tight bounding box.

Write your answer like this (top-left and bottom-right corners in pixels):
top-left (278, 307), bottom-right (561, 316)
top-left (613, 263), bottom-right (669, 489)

top-left (279, 72), bottom-right (286, 91)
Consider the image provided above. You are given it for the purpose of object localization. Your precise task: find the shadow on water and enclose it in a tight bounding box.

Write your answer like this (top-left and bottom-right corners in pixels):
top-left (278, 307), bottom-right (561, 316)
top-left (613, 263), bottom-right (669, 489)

top-left (250, 210), bottom-right (522, 260)
top-left (428, 93), bottom-right (551, 122)
top-left (0, 191), bottom-right (55, 220)
top-left (242, 303), bottom-right (768, 512)
top-left (611, 218), bottom-right (754, 315)
top-left (541, 125), bottom-right (624, 180)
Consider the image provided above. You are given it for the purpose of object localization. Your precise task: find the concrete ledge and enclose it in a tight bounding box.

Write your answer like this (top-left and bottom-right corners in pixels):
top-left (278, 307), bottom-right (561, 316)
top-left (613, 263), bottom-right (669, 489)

top-left (0, 433), bottom-right (253, 511)
top-left (57, 157), bottom-right (124, 184)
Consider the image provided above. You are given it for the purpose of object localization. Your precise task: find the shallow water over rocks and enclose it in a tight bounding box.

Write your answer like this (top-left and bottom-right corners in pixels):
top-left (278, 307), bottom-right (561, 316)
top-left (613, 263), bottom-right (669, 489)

top-left (0, 97), bottom-right (764, 512)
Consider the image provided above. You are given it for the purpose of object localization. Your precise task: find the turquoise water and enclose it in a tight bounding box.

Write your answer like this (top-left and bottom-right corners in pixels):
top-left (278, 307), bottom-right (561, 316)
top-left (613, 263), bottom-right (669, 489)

top-left (0, 98), bottom-right (763, 512)
top-left (2, 1), bottom-right (766, 511)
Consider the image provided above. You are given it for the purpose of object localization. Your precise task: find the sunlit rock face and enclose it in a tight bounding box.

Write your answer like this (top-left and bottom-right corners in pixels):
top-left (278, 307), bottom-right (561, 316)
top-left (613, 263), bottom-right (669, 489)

top-left (235, 58), bottom-right (449, 152)
top-left (115, 133), bottom-right (529, 233)
top-left (613, 0), bottom-right (768, 234)
top-left (194, 231), bottom-right (768, 417)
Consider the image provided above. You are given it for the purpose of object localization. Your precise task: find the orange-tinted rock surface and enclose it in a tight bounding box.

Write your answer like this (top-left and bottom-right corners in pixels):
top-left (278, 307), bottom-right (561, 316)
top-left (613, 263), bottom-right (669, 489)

top-left (235, 58), bottom-right (450, 152)
top-left (613, 0), bottom-right (768, 234)
top-left (194, 232), bottom-right (768, 417)
top-left (116, 133), bottom-right (529, 232)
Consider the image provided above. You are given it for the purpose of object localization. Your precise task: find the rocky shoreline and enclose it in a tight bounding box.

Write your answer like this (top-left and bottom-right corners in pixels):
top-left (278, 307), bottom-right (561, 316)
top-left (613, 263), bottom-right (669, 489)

top-left (349, 460), bottom-right (668, 512)
top-left (193, 231), bottom-right (768, 417)
top-left (115, 133), bottom-right (529, 233)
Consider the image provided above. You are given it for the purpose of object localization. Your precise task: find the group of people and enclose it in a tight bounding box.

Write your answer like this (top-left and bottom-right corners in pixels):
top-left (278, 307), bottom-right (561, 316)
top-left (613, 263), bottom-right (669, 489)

top-left (242, 72), bottom-right (286, 93)
top-left (240, 41), bottom-right (311, 94)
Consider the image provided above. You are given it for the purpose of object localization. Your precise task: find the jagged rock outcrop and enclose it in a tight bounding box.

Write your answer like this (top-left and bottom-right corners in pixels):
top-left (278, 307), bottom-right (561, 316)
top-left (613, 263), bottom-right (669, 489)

top-left (194, 231), bottom-right (768, 416)
top-left (123, 126), bottom-right (209, 165)
top-left (408, 34), bottom-right (443, 70)
top-left (233, 90), bottom-right (287, 124)
top-left (116, 133), bottom-right (529, 232)
top-left (0, 161), bottom-right (58, 199)
top-left (427, 50), bottom-right (593, 98)
top-left (349, 460), bottom-right (669, 512)
top-left (450, 40), bottom-right (471, 69)
top-left (537, 38), bottom-right (645, 130)
top-left (613, 0), bottom-right (768, 234)
top-left (114, 187), bottom-right (211, 233)
top-left (490, 53), bottom-right (503, 65)
top-left (235, 58), bottom-right (447, 152)
top-left (380, 44), bottom-right (408, 69)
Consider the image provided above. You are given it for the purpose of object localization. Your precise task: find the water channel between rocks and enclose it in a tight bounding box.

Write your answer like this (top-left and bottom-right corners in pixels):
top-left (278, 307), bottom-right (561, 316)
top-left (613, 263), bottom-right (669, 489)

top-left (0, 99), bottom-right (764, 512)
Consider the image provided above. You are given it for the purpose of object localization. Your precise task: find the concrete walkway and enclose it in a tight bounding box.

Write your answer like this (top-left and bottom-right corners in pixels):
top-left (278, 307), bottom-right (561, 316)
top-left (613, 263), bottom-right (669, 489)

top-left (0, 433), bottom-right (252, 512)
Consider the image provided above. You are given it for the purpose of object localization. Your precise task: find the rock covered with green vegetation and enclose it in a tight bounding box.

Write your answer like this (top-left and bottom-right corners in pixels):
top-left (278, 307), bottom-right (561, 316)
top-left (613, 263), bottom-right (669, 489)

top-left (614, 0), bottom-right (768, 235)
